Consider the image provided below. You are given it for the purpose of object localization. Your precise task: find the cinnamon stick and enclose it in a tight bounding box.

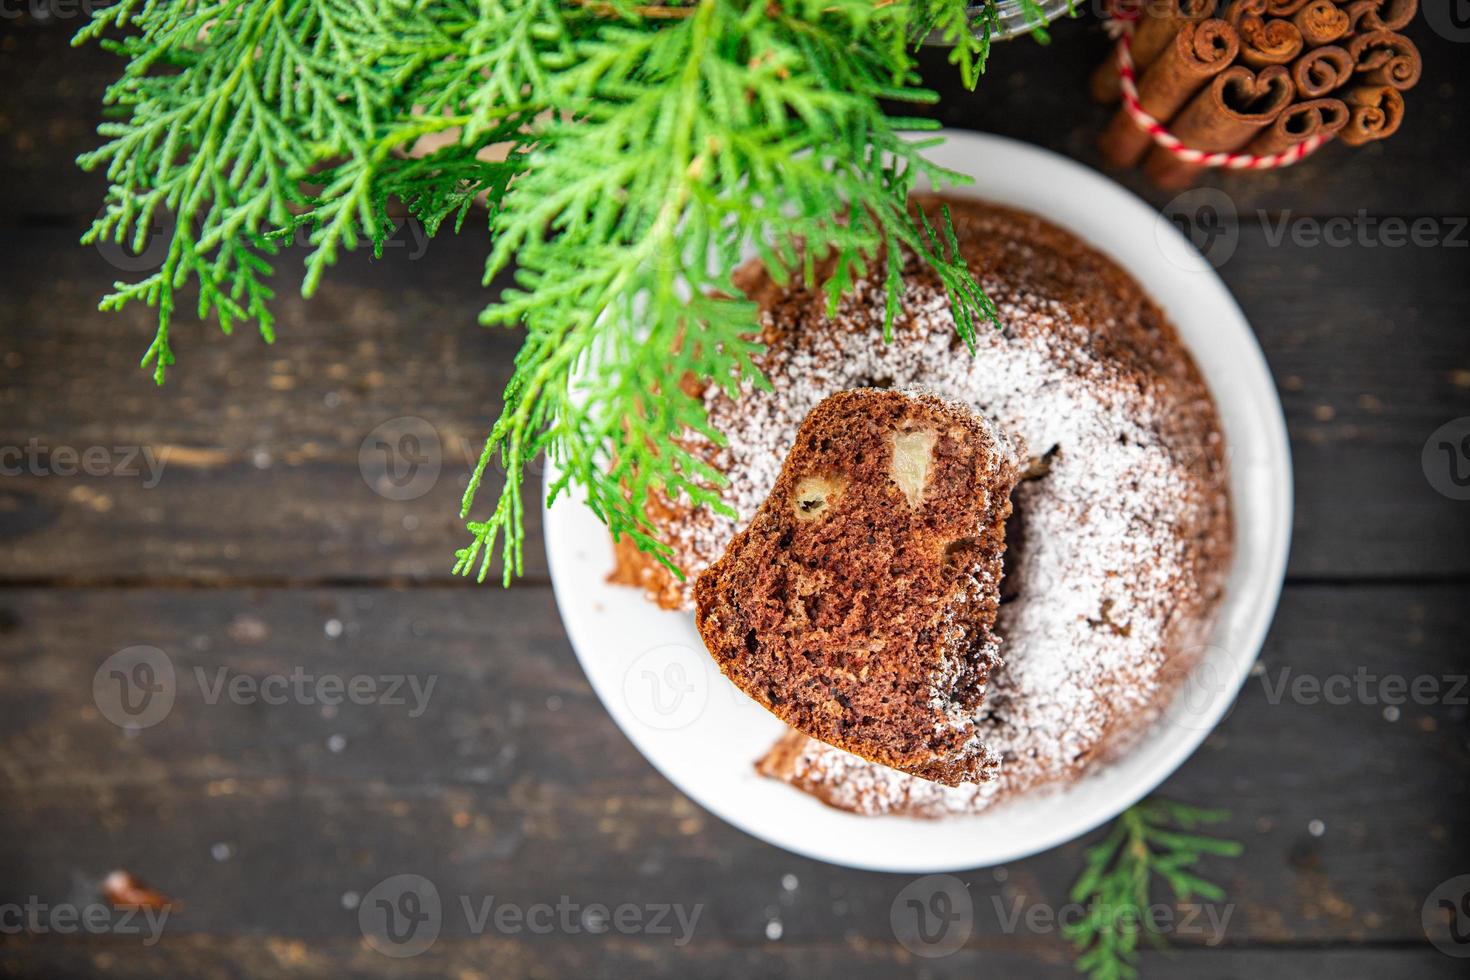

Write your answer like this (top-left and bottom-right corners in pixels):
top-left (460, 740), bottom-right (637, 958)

top-left (1091, 0), bottom-right (1219, 103)
top-left (1136, 0), bottom-right (1220, 63)
top-left (1339, 0), bottom-right (1380, 32)
top-left (1264, 0), bottom-right (1312, 13)
top-left (1338, 84), bottom-right (1405, 145)
top-left (1340, 0), bottom-right (1417, 32)
top-left (1099, 19), bottom-right (1242, 168)
top-left (1348, 30), bottom-right (1422, 92)
top-left (1292, 44), bottom-right (1353, 96)
top-left (1237, 16), bottom-right (1305, 66)
top-left (1358, 0), bottom-right (1418, 30)
top-left (1143, 64), bottom-right (1296, 187)
top-left (1292, 0), bottom-right (1350, 45)
top-left (1221, 0), bottom-right (1268, 23)
top-left (1246, 96), bottom-right (1349, 153)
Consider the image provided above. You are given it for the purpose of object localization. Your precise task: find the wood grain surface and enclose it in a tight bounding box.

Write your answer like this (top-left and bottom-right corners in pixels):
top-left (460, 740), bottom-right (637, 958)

top-left (1, 7), bottom-right (1467, 979)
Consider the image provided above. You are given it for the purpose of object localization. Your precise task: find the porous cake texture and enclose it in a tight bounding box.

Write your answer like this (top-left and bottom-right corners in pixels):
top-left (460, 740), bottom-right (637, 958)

top-left (695, 388), bottom-right (1020, 786)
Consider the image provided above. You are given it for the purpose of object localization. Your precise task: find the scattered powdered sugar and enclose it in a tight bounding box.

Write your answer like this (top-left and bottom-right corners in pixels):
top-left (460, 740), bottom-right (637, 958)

top-left (925, 573), bottom-right (1001, 761)
top-left (636, 211), bottom-right (1231, 818)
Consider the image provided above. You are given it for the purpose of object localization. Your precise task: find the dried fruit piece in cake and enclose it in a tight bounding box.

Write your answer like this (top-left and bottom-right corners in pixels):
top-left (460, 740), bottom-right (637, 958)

top-left (693, 387), bottom-right (1021, 785)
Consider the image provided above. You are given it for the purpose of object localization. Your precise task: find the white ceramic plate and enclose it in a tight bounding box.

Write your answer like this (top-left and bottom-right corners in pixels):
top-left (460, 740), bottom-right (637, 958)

top-left (544, 131), bottom-right (1292, 872)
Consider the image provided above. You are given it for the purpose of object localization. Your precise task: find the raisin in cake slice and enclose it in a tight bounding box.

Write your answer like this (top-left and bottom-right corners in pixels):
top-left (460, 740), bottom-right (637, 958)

top-left (693, 387), bottom-right (1021, 786)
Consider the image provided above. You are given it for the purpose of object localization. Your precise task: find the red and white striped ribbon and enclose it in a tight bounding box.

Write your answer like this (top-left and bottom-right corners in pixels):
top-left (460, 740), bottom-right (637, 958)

top-left (1109, 4), bottom-right (1329, 169)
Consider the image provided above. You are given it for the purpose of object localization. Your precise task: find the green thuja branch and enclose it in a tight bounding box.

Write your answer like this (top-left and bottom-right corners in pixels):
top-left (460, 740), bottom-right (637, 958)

top-left (1065, 799), bottom-right (1243, 980)
top-left (76, 0), bottom-right (1058, 585)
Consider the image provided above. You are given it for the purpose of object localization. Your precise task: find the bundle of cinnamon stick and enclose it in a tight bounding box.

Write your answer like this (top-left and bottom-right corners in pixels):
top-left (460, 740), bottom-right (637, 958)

top-left (1093, 0), bottom-right (1421, 188)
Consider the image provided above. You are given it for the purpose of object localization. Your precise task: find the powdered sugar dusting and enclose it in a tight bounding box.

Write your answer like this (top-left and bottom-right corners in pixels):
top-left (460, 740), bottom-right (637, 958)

top-left (625, 201), bottom-right (1232, 818)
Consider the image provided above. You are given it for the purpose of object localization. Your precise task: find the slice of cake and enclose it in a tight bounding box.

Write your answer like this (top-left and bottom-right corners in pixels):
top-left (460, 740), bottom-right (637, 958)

top-left (693, 387), bottom-right (1021, 785)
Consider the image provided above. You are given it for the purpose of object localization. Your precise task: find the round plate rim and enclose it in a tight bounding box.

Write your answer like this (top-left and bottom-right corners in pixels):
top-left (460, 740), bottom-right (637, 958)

top-left (543, 130), bottom-right (1293, 872)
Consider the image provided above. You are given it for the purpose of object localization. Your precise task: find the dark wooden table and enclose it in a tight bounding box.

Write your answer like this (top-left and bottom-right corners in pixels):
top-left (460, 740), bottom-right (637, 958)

top-left (2, 8), bottom-right (1468, 979)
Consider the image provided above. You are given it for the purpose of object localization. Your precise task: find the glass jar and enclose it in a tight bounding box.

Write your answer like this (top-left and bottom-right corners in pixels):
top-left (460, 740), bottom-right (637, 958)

top-left (975, 0), bottom-right (1079, 40)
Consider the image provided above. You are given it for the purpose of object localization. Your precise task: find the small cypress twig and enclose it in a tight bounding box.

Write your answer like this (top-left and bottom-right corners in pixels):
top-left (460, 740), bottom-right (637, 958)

top-left (1065, 799), bottom-right (1244, 980)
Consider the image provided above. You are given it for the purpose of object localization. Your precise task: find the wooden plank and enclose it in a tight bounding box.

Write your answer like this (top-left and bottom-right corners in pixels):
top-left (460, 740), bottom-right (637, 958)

top-left (0, 938), bottom-right (1462, 980)
top-left (0, 17), bottom-right (118, 222)
top-left (0, 585), bottom-right (1464, 945)
top-left (0, 225), bottom-right (542, 584)
top-left (2, 222), bottom-right (1467, 583)
top-left (6, 15), bottom-right (1469, 222)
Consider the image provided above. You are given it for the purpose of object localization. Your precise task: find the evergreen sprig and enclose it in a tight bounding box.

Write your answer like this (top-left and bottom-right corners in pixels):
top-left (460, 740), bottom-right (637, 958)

top-left (75, 0), bottom-right (1058, 584)
top-left (1065, 799), bottom-right (1244, 980)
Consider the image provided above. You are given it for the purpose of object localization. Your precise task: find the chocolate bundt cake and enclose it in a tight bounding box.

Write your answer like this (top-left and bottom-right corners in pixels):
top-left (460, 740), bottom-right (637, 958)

top-left (694, 388), bottom-right (1020, 785)
top-left (611, 195), bottom-right (1233, 818)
